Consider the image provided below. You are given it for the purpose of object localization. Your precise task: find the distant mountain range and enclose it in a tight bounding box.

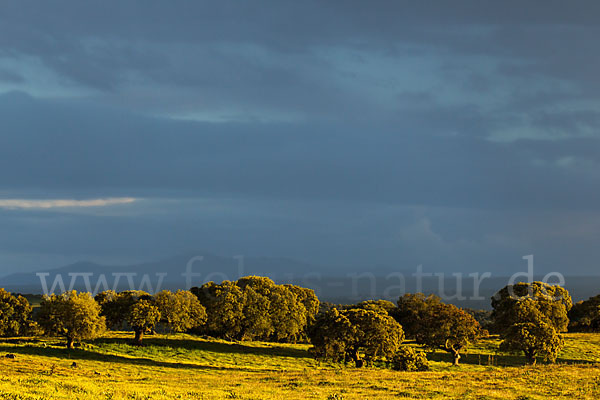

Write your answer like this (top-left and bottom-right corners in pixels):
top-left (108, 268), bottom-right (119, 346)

top-left (0, 253), bottom-right (323, 294)
top-left (2, 253), bottom-right (600, 309)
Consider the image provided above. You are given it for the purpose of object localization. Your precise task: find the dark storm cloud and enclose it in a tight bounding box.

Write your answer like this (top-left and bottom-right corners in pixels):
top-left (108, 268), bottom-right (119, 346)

top-left (0, 0), bottom-right (595, 149)
top-left (0, 92), bottom-right (598, 210)
top-left (0, 1), bottom-right (599, 275)
top-left (1, 1), bottom-right (598, 106)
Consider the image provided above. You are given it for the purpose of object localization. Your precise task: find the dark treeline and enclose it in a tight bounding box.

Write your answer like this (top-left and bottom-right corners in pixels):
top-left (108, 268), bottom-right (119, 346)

top-left (569, 294), bottom-right (600, 332)
top-left (0, 279), bottom-right (598, 369)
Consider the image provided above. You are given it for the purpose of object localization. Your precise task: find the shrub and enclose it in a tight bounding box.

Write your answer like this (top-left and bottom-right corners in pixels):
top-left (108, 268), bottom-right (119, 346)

top-left (391, 347), bottom-right (429, 371)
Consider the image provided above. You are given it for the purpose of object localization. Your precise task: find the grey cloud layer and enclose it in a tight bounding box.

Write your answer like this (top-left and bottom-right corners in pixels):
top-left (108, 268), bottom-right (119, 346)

top-left (1, 92), bottom-right (598, 210)
top-left (1, 1), bottom-right (599, 131)
top-left (0, 1), bottom-right (599, 274)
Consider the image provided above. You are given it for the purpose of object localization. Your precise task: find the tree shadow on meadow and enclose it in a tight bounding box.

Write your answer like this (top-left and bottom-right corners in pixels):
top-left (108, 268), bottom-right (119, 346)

top-left (93, 336), bottom-right (312, 359)
top-left (0, 340), bottom-right (292, 373)
top-left (426, 351), bottom-right (597, 367)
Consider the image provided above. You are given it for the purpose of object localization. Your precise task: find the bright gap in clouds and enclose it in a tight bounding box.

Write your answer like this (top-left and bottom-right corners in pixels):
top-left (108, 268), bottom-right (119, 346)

top-left (0, 198), bottom-right (137, 209)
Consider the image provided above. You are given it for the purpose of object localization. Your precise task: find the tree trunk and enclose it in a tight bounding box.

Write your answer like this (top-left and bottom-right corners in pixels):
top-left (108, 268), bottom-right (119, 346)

top-left (526, 350), bottom-right (537, 365)
top-left (66, 337), bottom-right (74, 349)
top-left (452, 350), bottom-right (461, 366)
top-left (134, 329), bottom-right (144, 345)
top-left (530, 357), bottom-right (537, 366)
top-left (351, 347), bottom-right (363, 368)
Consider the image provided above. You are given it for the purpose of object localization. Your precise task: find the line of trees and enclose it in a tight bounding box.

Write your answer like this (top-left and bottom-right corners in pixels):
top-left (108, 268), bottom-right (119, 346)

top-left (0, 279), bottom-right (589, 367)
top-left (310, 295), bottom-right (484, 367)
top-left (308, 281), bottom-right (574, 367)
top-left (0, 276), bottom-right (320, 348)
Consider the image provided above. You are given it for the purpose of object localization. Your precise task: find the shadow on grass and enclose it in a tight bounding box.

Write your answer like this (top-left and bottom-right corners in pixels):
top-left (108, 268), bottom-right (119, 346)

top-left (426, 351), bottom-right (596, 367)
top-left (0, 342), bottom-right (288, 373)
top-left (93, 336), bottom-right (311, 359)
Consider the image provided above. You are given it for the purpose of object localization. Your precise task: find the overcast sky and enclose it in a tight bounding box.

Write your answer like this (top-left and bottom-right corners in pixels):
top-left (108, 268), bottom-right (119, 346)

top-left (1, 1), bottom-right (599, 276)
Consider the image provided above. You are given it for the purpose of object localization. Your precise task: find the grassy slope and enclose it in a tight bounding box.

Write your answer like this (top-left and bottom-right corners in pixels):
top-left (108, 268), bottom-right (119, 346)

top-left (0, 333), bottom-right (599, 399)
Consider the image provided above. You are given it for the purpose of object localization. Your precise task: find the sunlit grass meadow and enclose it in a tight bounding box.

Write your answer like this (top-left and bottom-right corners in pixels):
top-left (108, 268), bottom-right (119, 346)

top-left (1, 332), bottom-right (599, 399)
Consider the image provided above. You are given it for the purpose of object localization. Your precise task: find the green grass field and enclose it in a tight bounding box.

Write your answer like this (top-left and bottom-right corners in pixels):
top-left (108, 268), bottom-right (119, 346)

top-left (1, 332), bottom-right (599, 399)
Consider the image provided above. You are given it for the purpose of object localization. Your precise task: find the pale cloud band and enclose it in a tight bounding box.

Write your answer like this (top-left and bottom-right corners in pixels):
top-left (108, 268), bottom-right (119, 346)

top-left (0, 198), bottom-right (137, 209)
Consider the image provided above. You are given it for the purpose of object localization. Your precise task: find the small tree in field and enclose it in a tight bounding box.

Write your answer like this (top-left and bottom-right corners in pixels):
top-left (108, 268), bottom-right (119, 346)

top-left (492, 282), bottom-right (572, 333)
top-left (269, 285), bottom-right (306, 342)
top-left (127, 299), bottom-right (161, 345)
top-left (417, 302), bottom-right (484, 366)
top-left (191, 281), bottom-right (246, 339)
top-left (396, 293), bottom-right (441, 339)
top-left (37, 291), bottom-right (105, 348)
top-left (192, 278), bottom-right (320, 343)
top-left (492, 282), bottom-right (570, 365)
top-left (353, 300), bottom-right (399, 320)
top-left (236, 276), bottom-right (275, 340)
top-left (95, 290), bottom-right (121, 329)
top-left (0, 288), bottom-right (35, 337)
top-left (95, 290), bottom-right (150, 330)
top-left (499, 299), bottom-right (564, 365)
top-left (344, 308), bottom-right (404, 366)
top-left (154, 290), bottom-right (207, 333)
top-left (96, 290), bottom-right (160, 345)
top-left (308, 308), bottom-right (355, 362)
top-left (285, 284), bottom-right (320, 328)
top-left (309, 308), bottom-right (404, 367)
